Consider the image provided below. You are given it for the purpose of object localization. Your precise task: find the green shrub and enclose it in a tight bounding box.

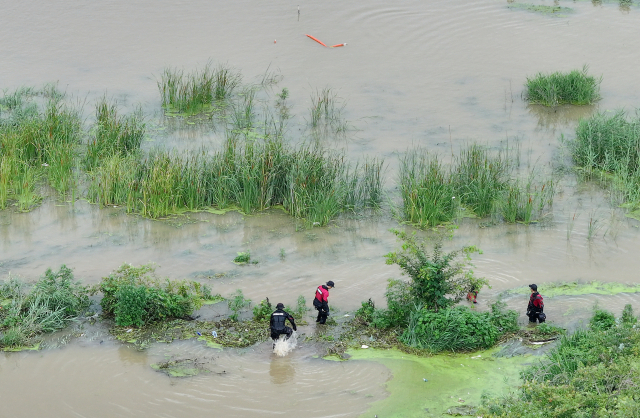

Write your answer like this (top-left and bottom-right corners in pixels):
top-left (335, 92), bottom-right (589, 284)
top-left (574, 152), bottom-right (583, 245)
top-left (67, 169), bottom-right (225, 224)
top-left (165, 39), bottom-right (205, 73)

top-left (293, 295), bottom-right (308, 320)
top-left (590, 309), bottom-right (616, 331)
top-left (252, 298), bottom-right (272, 321)
top-left (385, 230), bottom-right (486, 312)
top-left (401, 305), bottom-right (514, 352)
top-left (525, 66), bottom-right (601, 107)
top-left (96, 264), bottom-right (209, 327)
top-left (228, 289), bottom-right (251, 321)
top-left (233, 251), bottom-right (251, 264)
top-left (621, 304), bottom-right (637, 327)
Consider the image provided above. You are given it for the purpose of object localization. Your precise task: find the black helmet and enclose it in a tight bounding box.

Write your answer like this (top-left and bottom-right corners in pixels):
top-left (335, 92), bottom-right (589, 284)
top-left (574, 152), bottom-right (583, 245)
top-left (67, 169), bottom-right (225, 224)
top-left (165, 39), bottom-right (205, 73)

top-left (326, 281), bottom-right (335, 288)
top-left (529, 284), bottom-right (538, 291)
top-left (276, 303), bottom-right (285, 309)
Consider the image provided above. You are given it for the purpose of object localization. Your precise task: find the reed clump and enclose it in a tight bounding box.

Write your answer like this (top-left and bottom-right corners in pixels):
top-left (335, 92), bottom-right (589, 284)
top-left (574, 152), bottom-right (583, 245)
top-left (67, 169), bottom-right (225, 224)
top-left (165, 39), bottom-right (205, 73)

top-left (87, 137), bottom-right (384, 224)
top-left (308, 88), bottom-right (349, 136)
top-left (568, 109), bottom-right (640, 206)
top-left (525, 66), bottom-right (601, 107)
top-left (0, 87), bottom-right (82, 208)
top-left (85, 96), bottom-right (145, 170)
top-left (400, 144), bottom-right (554, 227)
top-left (158, 63), bottom-right (241, 115)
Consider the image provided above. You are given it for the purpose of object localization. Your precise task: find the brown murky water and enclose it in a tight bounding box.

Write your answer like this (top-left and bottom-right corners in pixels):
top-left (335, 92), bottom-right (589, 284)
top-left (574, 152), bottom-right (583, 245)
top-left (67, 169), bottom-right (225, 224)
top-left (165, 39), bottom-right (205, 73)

top-left (2, 0), bottom-right (640, 416)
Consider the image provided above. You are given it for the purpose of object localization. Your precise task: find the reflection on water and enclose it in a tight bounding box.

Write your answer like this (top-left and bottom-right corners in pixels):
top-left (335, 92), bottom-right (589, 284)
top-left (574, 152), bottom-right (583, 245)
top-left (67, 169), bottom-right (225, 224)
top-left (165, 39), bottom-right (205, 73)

top-left (269, 355), bottom-right (296, 385)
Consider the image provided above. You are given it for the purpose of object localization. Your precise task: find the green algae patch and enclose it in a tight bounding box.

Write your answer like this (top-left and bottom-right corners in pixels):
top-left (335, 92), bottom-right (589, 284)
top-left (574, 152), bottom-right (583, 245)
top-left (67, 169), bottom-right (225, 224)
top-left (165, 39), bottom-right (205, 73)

top-left (197, 335), bottom-right (223, 349)
top-left (508, 2), bottom-right (574, 15)
top-left (502, 280), bottom-right (640, 298)
top-left (348, 348), bottom-right (529, 418)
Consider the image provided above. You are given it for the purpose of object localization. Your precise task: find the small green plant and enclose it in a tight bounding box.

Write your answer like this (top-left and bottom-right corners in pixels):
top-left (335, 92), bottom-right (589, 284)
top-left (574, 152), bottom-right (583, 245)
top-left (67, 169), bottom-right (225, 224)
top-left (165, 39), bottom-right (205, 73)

top-left (525, 65), bottom-right (601, 107)
top-left (279, 248), bottom-right (286, 260)
top-left (293, 295), bottom-right (307, 320)
top-left (589, 309), bottom-right (616, 331)
top-left (228, 289), bottom-right (251, 321)
top-left (620, 304), bottom-right (637, 327)
top-left (233, 251), bottom-right (251, 264)
top-left (529, 323), bottom-right (565, 339)
top-left (252, 298), bottom-right (272, 321)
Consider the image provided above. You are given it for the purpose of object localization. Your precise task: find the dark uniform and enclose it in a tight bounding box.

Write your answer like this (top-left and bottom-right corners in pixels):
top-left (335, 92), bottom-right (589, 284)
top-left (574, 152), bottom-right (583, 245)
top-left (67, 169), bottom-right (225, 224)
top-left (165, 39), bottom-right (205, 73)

top-left (270, 304), bottom-right (297, 342)
top-left (527, 284), bottom-right (545, 323)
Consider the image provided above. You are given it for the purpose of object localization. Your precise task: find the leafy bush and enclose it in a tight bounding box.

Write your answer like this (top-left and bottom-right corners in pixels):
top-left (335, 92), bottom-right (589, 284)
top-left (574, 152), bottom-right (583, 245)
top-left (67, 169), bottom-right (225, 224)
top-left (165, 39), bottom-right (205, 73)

top-left (385, 230), bottom-right (487, 312)
top-left (228, 289), bottom-right (251, 321)
top-left (233, 251), bottom-right (251, 264)
top-left (589, 309), bottom-right (616, 331)
top-left (95, 264), bottom-right (211, 327)
top-left (252, 298), bottom-right (272, 321)
top-left (401, 304), bottom-right (517, 352)
top-left (525, 66), bottom-right (601, 107)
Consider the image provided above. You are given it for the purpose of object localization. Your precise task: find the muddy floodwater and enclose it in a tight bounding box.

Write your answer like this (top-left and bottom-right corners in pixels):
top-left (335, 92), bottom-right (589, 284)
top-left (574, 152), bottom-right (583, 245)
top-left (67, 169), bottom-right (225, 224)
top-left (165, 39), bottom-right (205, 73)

top-left (2, 0), bottom-right (640, 416)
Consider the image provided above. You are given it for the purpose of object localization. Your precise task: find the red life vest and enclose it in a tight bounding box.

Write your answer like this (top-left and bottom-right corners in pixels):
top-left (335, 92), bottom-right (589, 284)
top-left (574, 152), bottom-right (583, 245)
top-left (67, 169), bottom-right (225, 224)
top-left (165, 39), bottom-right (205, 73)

top-left (315, 285), bottom-right (329, 303)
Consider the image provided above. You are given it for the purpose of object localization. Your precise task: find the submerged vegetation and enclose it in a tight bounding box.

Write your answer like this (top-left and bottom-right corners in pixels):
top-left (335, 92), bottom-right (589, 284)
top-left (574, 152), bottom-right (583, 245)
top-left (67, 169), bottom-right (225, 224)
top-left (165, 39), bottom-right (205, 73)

top-left (525, 66), bottom-right (601, 107)
top-left (480, 306), bottom-right (640, 417)
top-left (400, 144), bottom-right (555, 227)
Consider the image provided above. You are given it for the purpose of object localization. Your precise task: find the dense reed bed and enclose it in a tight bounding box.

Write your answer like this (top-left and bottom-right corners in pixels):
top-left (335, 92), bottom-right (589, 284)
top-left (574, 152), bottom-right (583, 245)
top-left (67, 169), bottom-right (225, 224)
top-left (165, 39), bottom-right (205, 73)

top-left (0, 87), bottom-right (82, 209)
top-left (87, 137), bottom-right (385, 224)
top-left (569, 109), bottom-right (640, 205)
top-left (525, 66), bottom-right (601, 107)
top-left (400, 144), bottom-right (555, 227)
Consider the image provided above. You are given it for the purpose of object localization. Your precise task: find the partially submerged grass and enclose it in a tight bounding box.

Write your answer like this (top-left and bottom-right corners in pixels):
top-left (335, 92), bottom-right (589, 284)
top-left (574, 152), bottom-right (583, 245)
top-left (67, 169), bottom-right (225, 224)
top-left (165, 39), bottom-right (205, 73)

top-left (86, 136), bottom-right (384, 224)
top-left (399, 144), bottom-right (554, 227)
top-left (85, 96), bottom-right (145, 170)
top-left (508, 2), bottom-right (574, 15)
top-left (0, 86), bottom-right (82, 207)
top-left (568, 109), bottom-right (640, 210)
top-left (308, 88), bottom-right (349, 136)
top-left (158, 63), bottom-right (241, 115)
top-left (525, 65), bottom-right (601, 107)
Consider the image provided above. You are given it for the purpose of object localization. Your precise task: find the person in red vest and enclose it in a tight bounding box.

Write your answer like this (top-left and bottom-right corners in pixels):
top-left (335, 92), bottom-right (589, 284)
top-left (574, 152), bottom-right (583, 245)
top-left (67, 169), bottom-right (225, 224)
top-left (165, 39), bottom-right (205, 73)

top-left (313, 281), bottom-right (334, 324)
top-left (527, 284), bottom-right (546, 323)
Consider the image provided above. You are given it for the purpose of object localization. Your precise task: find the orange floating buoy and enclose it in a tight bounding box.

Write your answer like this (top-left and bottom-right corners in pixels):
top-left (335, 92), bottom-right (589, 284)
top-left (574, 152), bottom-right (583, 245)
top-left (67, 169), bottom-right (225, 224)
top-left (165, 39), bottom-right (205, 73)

top-left (306, 34), bottom-right (327, 47)
top-left (330, 43), bottom-right (347, 48)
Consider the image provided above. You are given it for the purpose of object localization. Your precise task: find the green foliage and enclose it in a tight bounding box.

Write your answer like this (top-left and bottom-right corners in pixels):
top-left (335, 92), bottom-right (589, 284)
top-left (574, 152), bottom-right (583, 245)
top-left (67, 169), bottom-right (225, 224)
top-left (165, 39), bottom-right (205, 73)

top-left (399, 144), bottom-right (554, 227)
top-left (589, 309), bottom-right (616, 331)
top-left (85, 96), bottom-right (145, 170)
top-left (401, 304), bottom-right (517, 352)
top-left (227, 289), bottom-right (251, 321)
top-left (529, 322), bottom-right (565, 338)
top-left (293, 295), bottom-right (307, 320)
top-left (525, 65), bottom-right (601, 106)
top-left (96, 264), bottom-right (210, 327)
top-left (252, 298), bottom-right (272, 321)
top-left (385, 229), bottom-right (486, 312)
top-left (233, 251), bottom-right (251, 264)
top-left (481, 315), bottom-right (640, 417)
top-left (0, 266), bottom-right (90, 349)
top-left (621, 304), bottom-right (637, 327)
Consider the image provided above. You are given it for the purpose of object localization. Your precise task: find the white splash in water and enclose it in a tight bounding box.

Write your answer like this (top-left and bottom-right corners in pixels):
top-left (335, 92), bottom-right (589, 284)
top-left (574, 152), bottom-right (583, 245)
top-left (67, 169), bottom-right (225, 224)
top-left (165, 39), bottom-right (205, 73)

top-left (273, 331), bottom-right (298, 357)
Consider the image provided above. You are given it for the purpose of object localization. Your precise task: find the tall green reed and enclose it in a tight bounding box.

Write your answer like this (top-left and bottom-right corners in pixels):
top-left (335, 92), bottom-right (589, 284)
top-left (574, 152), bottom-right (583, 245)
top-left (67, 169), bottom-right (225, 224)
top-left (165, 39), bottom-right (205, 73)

top-left (525, 65), bottom-right (601, 107)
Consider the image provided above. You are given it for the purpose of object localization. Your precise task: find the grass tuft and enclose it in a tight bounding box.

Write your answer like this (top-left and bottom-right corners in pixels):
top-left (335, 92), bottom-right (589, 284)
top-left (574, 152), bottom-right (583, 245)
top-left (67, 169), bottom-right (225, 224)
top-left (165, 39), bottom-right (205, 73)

top-left (525, 65), bottom-right (601, 107)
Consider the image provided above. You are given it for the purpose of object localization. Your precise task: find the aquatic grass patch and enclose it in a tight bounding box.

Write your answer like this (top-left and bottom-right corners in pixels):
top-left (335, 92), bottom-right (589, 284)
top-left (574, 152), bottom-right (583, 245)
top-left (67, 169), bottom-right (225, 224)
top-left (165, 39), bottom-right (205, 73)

top-left (158, 63), bottom-right (241, 115)
top-left (507, 2), bottom-right (574, 15)
top-left (399, 144), bottom-right (555, 227)
top-left (86, 137), bottom-right (384, 224)
top-left (525, 66), bottom-right (601, 107)
top-left (85, 96), bottom-right (145, 170)
top-left (0, 86), bottom-right (82, 205)
top-left (308, 87), bottom-right (349, 136)
top-left (0, 266), bottom-right (90, 350)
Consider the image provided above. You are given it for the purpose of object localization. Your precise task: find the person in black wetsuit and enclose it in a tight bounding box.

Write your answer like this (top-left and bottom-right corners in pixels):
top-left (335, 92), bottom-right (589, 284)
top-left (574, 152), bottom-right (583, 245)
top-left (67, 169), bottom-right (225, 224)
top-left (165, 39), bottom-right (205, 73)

top-left (270, 303), bottom-right (297, 345)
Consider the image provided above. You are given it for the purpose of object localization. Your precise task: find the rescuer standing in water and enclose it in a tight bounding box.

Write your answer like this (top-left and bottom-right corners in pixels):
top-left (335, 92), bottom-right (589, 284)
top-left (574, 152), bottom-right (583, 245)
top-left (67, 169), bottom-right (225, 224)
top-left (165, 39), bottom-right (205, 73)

top-left (313, 281), bottom-right (334, 324)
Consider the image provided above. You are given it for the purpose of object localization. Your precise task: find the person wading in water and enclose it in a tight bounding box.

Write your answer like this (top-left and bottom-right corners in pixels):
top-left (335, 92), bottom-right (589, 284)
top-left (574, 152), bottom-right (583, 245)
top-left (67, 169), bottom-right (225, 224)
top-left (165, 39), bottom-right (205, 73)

top-left (527, 284), bottom-right (546, 323)
top-left (313, 281), bottom-right (334, 325)
top-left (270, 303), bottom-right (297, 347)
